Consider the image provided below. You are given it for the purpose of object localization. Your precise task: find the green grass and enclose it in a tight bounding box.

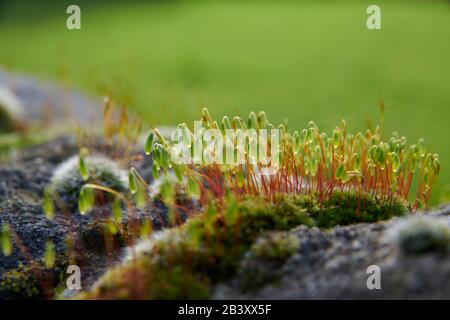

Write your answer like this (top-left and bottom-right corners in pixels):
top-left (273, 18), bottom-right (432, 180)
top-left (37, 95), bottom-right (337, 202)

top-left (0, 0), bottom-right (449, 203)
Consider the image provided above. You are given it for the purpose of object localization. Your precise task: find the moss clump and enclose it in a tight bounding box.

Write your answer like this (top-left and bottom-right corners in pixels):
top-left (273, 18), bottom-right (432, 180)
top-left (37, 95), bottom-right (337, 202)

top-left (237, 231), bottom-right (299, 292)
top-left (250, 231), bottom-right (299, 262)
top-left (0, 265), bottom-right (41, 299)
top-left (78, 193), bottom-right (405, 299)
top-left (49, 155), bottom-right (128, 211)
top-left (145, 109), bottom-right (440, 211)
top-left (304, 193), bottom-right (406, 228)
top-left (0, 261), bottom-right (66, 300)
top-left (395, 217), bottom-right (450, 256)
top-left (78, 197), bottom-right (313, 299)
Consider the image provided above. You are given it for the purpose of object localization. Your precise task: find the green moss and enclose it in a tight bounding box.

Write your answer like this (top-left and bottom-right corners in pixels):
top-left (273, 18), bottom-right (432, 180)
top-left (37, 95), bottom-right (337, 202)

top-left (79, 193), bottom-right (406, 299)
top-left (183, 198), bottom-right (313, 282)
top-left (236, 231), bottom-right (299, 292)
top-left (79, 197), bottom-right (313, 299)
top-left (250, 231), bottom-right (299, 262)
top-left (0, 265), bottom-right (41, 299)
top-left (306, 193), bottom-right (406, 229)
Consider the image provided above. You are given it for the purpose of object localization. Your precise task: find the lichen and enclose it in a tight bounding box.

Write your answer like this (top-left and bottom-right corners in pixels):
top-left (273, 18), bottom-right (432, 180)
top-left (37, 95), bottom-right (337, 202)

top-left (49, 155), bottom-right (128, 211)
top-left (392, 217), bottom-right (450, 256)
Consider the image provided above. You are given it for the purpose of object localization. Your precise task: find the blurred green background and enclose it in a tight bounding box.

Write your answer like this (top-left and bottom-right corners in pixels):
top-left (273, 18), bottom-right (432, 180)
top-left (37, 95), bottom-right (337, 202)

top-left (0, 0), bottom-right (449, 203)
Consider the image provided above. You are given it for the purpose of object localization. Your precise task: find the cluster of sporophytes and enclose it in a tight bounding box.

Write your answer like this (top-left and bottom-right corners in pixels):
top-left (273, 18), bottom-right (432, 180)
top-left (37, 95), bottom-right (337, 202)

top-left (2, 104), bottom-right (440, 299)
top-left (42, 100), bottom-right (144, 219)
top-left (53, 106), bottom-right (438, 230)
top-left (71, 108), bottom-right (433, 299)
top-left (143, 108), bottom-right (439, 211)
top-left (67, 107), bottom-right (426, 249)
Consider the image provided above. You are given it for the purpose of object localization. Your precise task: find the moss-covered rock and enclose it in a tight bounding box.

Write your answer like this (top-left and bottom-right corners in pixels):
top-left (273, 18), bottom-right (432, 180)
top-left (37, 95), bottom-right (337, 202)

top-left (0, 261), bottom-right (67, 300)
top-left (237, 231), bottom-right (299, 292)
top-left (78, 197), bottom-right (314, 299)
top-left (78, 193), bottom-right (404, 299)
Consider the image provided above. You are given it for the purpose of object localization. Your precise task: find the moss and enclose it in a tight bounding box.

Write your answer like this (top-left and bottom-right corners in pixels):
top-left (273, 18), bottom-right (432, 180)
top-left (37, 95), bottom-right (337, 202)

top-left (0, 106), bottom-right (17, 133)
top-left (306, 193), bottom-right (406, 228)
top-left (0, 265), bottom-right (41, 299)
top-left (250, 231), bottom-right (299, 262)
top-left (0, 88), bottom-right (23, 134)
top-left (79, 197), bottom-right (313, 299)
top-left (49, 155), bottom-right (128, 211)
top-left (78, 193), bottom-right (406, 299)
top-left (0, 261), bottom-right (67, 300)
top-left (186, 198), bottom-right (314, 282)
top-left (395, 217), bottom-right (450, 256)
top-left (237, 231), bottom-right (299, 292)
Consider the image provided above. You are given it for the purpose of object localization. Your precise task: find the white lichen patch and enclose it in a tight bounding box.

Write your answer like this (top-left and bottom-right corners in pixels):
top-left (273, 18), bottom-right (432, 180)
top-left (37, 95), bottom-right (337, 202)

top-left (148, 172), bottom-right (186, 199)
top-left (386, 215), bottom-right (450, 256)
top-left (50, 154), bottom-right (128, 195)
top-left (123, 228), bottom-right (183, 263)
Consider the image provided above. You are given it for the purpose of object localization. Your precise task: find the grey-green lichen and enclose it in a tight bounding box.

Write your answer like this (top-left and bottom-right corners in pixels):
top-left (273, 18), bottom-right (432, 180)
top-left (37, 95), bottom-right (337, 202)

top-left (392, 217), bottom-right (450, 256)
top-left (49, 155), bottom-right (128, 210)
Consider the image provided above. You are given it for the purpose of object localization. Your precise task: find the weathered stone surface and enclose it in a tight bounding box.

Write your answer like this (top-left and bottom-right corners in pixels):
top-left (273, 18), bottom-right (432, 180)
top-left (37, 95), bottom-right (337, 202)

top-left (213, 206), bottom-right (450, 299)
